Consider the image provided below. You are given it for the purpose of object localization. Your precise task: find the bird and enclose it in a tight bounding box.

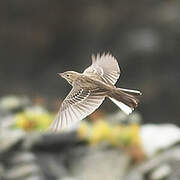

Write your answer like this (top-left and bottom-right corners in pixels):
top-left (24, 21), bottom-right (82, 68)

top-left (50, 53), bottom-right (142, 131)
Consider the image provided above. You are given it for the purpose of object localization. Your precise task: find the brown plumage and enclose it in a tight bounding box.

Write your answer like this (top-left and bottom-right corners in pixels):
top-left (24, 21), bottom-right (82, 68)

top-left (50, 53), bottom-right (142, 131)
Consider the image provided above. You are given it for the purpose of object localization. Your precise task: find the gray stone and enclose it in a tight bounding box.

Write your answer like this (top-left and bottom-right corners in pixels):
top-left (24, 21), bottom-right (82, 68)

top-left (23, 132), bottom-right (43, 150)
top-left (61, 178), bottom-right (77, 180)
top-left (150, 164), bottom-right (172, 180)
top-left (138, 146), bottom-right (180, 174)
top-left (37, 153), bottom-right (68, 180)
top-left (0, 115), bottom-right (15, 129)
top-left (3, 164), bottom-right (41, 180)
top-left (0, 96), bottom-right (30, 112)
top-left (124, 171), bottom-right (143, 180)
top-left (140, 124), bottom-right (180, 157)
top-left (127, 146), bottom-right (180, 180)
top-left (70, 146), bottom-right (131, 180)
top-left (0, 129), bottom-right (25, 154)
top-left (0, 164), bottom-right (5, 179)
top-left (10, 152), bottom-right (36, 165)
top-left (24, 175), bottom-right (44, 180)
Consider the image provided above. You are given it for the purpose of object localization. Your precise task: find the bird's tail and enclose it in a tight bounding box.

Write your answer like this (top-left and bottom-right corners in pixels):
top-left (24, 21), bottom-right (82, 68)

top-left (108, 88), bottom-right (141, 115)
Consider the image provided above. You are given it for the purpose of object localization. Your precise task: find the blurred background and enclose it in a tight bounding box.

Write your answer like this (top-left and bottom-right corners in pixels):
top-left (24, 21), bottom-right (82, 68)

top-left (1, 0), bottom-right (180, 124)
top-left (0, 1), bottom-right (180, 180)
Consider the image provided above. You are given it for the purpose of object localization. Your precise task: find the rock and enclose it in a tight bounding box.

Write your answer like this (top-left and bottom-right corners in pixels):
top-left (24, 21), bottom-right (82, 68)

top-left (150, 164), bottom-right (172, 180)
top-left (0, 115), bottom-right (15, 129)
top-left (124, 170), bottom-right (143, 180)
top-left (2, 150), bottom-right (46, 180)
top-left (3, 164), bottom-right (41, 180)
top-left (25, 132), bottom-right (80, 151)
top-left (128, 146), bottom-right (180, 180)
top-left (0, 96), bottom-right (30, 113)
top-left (70, 146), bottom-right (131, 180)
top-left (10, 152), bottom-right (37, 166)
top-left (24, 175), bottom-right (44, 180)
top-left (0, 164), bottom-right (5, 179)
top-left (61, 178), bottom-right (77, 180)
top-left (36, 153), bottom-right (68, 180)
top-left (23, 132), bottom-right (43, 151)
top-left (140, 124), bottom-right (180, 156)
top-left (0, 129), bottom-right (25, 154)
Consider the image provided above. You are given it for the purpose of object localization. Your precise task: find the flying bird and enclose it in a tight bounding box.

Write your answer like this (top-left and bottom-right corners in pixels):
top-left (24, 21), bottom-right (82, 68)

top-left (50, 53), bottom-right (142, 131)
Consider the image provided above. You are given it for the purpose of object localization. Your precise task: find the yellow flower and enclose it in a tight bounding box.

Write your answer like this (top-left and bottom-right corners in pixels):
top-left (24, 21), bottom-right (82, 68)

top-left (129, 123), bottom-right (141, 145)
top-left (77, 122), bottom-right (89, 139)
top-left (15, 113), bottom-right (37, 131)
top-left (15, 109), bottom-right (54, 131)
top-left (89, 120), bottom-right (111, 145)
top-left (108, 125), bottom-right (122, 146)
top-left (107, 123), bottom-right (141, 147)
top-left (36, 113), bottom-right (54, 130)
top-left (77, 119), bottom-right (141, 148)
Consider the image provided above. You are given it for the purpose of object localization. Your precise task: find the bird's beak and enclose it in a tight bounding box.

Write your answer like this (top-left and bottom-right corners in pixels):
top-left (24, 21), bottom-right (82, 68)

top-left (57, 73), bottom-right (63, 77)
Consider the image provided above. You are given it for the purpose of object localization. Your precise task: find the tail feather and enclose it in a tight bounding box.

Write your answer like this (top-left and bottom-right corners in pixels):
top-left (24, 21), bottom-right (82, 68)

top-left (119, 88), bottom-right (142, 96)
top-left (109, 97), bottom-right (133, 115)
top-left (108, 88), bottom-right (140, 114)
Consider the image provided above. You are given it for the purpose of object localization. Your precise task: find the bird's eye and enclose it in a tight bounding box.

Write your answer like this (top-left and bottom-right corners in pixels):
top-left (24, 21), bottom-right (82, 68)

top-left (66, 74), bottom-right (70, 77)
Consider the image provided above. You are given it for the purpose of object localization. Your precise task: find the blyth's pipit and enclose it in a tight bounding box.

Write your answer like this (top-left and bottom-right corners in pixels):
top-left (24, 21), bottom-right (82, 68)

top-left (50, 53), bottom-right (142, 131)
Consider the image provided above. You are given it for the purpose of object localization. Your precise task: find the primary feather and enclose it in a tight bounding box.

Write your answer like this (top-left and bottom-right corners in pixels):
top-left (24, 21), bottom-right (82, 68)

top-left (50, 88), bottom-right (105, 131)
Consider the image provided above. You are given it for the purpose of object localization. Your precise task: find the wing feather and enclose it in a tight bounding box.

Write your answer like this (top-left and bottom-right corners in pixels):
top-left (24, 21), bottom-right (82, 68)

top-left (83, 53), bottom-right (120, 85)
top-left (50, 87), bottom-right (105, 131)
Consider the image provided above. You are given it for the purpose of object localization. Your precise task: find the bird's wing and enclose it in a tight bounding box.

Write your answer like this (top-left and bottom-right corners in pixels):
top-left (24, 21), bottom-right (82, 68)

top-left (50, 87), bottom-right (105, 131)
top-left (83, 53), bottom-right (120, 85)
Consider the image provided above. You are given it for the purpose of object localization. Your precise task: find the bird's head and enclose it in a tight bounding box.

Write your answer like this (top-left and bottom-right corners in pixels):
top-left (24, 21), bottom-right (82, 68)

top-left (58, 71), bottom-right (79, 85)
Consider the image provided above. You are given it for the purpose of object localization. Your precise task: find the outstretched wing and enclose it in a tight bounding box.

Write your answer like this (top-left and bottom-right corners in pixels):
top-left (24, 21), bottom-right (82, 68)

top-left (50, 87), bottom-right (105, 131)
top-left (83, 53), bottom-right (120, 86)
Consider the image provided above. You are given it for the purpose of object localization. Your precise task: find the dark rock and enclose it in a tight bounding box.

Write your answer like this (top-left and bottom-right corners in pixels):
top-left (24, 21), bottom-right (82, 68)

top-left (25, 132), bottom-right (82, 151)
